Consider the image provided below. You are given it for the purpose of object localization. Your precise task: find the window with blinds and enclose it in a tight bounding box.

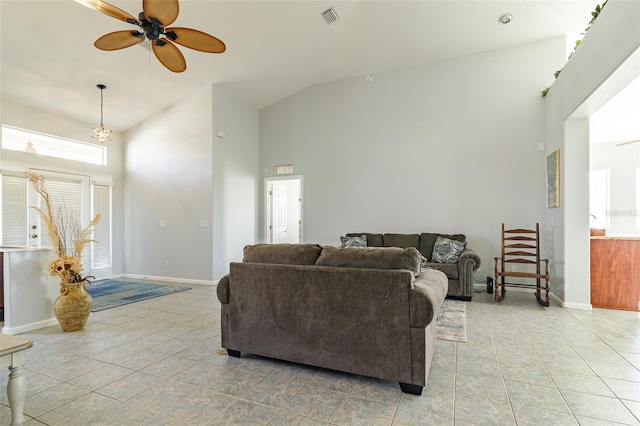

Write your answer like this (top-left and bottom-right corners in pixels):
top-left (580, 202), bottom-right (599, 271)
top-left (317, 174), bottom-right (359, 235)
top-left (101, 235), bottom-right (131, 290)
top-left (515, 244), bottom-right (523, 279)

top-left (92, 184), bottom-right (111, 269)
top-left (589, 168), bottom-right (609, 229)
top-left (0, 170), bottom-right (112, 277)
top-left (1, 174), bottom-right (28, 246)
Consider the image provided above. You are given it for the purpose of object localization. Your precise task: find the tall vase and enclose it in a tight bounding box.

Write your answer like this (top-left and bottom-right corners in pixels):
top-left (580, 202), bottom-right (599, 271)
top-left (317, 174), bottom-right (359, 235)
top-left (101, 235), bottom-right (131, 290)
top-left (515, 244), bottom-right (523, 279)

top-left (53, 281), bottom-right (93, 332)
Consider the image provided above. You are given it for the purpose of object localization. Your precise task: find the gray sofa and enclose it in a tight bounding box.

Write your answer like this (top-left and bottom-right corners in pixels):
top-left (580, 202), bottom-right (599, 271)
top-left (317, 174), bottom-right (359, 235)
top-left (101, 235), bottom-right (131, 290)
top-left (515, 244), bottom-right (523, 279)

top-left (217, 243), bottom-right (448, 395)
top-left (346, 233), bottom-right (481, 300)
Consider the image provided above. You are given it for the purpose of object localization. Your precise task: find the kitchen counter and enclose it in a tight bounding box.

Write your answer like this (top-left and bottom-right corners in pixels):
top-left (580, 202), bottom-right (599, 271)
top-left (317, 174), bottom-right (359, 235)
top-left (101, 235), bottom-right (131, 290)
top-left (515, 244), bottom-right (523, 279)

top-left (590, 237), bottom-right (640, 311)
top-left (590, 235), bottom-right (640, 240)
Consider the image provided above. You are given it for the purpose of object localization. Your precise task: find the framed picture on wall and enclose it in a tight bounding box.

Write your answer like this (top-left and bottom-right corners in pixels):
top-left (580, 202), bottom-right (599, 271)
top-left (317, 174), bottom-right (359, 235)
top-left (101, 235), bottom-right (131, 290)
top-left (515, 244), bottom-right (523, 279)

top-left (547, 149), bottom-right (560, 208)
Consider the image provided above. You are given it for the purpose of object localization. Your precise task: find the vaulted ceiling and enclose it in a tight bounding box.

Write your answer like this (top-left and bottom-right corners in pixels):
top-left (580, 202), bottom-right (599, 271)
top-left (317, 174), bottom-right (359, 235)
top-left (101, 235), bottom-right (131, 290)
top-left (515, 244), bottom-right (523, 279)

top-left (1, 1), bottom-right (604, 133)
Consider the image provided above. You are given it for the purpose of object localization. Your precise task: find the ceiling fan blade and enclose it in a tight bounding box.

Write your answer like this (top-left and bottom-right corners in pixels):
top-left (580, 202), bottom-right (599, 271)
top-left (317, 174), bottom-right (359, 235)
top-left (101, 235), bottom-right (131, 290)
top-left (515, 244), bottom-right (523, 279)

top-left (143, 0), bottom-right (179, 27)
top-left (152, 39), bottom-right (186, 73)
top-left (615, 139), bottom-right (640, 146)
top-left (75, 0), bottom-right (140, 25)
top-left (165, 27), bottom-right (226, 53)
top-left (95, 30), bottom-right (145, 51)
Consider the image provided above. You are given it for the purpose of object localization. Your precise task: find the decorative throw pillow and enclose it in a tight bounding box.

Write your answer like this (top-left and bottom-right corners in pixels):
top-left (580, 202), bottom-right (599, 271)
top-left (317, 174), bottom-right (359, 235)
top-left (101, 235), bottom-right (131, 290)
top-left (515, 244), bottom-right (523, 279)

top-left (340, 234), bottom-right (367, 248)
top-left (431, 236), bottom-right (467, 264)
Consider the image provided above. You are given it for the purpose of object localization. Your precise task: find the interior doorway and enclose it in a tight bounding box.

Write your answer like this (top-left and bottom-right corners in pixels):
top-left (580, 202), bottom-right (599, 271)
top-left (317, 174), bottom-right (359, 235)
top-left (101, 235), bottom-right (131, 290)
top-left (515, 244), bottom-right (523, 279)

top-left (265, 176), bottom-right (303, 244)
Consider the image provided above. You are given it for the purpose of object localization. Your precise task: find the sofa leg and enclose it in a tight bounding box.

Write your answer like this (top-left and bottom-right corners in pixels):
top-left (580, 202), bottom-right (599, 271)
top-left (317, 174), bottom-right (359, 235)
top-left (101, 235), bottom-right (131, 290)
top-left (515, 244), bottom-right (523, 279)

top-left (399, 383), bottom-right (423, 395)
top-left (227, 349), bottom-right (241, 358)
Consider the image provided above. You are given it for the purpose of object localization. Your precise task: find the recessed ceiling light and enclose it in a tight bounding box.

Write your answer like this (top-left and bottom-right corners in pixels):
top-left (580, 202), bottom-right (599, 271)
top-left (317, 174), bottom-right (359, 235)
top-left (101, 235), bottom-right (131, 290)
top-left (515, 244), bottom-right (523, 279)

top-left (498, 13), bottom-right (513, 24)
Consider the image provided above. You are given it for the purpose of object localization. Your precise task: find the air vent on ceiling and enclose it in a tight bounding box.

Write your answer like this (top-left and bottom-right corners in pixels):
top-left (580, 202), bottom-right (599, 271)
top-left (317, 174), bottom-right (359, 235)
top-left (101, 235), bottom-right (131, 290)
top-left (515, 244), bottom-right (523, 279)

top-left (275, 164), bottom-right (294, 175)
top-left (322, 7), bottom-right (340, 25)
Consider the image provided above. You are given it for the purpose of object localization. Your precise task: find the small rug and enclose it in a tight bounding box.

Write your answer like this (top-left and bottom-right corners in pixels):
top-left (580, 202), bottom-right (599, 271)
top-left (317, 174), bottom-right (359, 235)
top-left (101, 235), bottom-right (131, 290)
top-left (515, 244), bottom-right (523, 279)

top-left (436, 300), bottom-right (467, 343)
top-left (87, 280), bottom-right (191, 312)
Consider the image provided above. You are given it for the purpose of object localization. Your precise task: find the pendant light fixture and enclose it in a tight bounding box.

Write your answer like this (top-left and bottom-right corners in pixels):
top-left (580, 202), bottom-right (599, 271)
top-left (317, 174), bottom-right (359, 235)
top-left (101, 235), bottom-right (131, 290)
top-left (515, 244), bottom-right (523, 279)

top-left (92, 84), bottom-right (112, 143)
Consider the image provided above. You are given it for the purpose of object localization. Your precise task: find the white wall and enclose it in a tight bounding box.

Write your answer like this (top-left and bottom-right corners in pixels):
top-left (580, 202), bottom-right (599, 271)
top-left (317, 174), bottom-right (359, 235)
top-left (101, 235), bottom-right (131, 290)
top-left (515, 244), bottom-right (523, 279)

top-left (260, 38), bottom-right (564, 281)
top-left (124, 87), bottom-right (214, 282)
top-left (212, 85), bottom-right (260, 279)
top-left (124, 85), bottom-right (259, 282)
top-left (544, 0), bottom-right (640, 308)
top-left (0, 99), bottom-right (125, 276)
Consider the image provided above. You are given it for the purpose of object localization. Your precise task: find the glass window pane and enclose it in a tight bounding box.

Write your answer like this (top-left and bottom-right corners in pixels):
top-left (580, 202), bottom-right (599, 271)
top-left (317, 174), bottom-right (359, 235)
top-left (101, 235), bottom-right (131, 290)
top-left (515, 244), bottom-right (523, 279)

top-left (589, 169), bottom-right (609, 229)
top-left (1, 125), bottom-right (106, 165)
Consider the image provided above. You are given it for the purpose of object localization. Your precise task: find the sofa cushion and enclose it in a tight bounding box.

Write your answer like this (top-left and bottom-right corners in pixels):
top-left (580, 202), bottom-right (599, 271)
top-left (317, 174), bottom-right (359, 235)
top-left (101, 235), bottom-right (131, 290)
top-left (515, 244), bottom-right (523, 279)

top-left (316, 246), bottom-right (421, 276)
top-left (424, 262), bottom-right (459, 280)
top-left (419, 233), bottom-right (466, 261)
top-left (431, 237), bottom-right (467, 264)
top-left (243, 244), bottom-right (322, 265)
top-left (340, 234), bottom-right (367, 248)
top-left (346, 233), bottom-right (383, 247)
top-left (383, 233), bottom-right (420, 249)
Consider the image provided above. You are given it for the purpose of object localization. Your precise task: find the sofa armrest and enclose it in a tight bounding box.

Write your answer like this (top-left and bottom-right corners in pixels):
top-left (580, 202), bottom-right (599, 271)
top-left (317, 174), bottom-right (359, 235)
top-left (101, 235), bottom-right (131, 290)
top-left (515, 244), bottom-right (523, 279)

top-left (453, 248), bottom-right (480, 298)
top-left (409, 270), bottom-right (448, 328)
top-left (217, 274), bottom-right (230, 304)
top-left (459, 248), bottom-right (481, 272)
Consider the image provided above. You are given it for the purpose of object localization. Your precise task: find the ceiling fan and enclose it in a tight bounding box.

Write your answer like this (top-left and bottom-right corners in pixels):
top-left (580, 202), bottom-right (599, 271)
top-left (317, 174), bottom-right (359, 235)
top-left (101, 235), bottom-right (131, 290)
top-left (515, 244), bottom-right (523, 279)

top-left (615, 139), bottom-right (640, 147)
top-left (75, 0), bottom-right (226, 73)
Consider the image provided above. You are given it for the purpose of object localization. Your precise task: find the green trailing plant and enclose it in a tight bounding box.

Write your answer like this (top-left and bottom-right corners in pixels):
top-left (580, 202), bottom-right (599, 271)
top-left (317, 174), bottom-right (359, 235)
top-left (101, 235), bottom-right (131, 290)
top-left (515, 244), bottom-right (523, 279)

top-left (542, 0), bottom-right (608, 97)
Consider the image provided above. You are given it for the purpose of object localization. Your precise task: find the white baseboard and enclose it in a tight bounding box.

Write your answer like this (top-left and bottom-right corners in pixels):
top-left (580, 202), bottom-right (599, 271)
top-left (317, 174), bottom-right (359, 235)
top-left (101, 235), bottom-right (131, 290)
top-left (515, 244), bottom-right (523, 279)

top-left (121, 274), bottom-right (216, 286)
top-left (562, 301), bottom-right (593, 310)
top-left (2, 318), bottom-right (59, 335)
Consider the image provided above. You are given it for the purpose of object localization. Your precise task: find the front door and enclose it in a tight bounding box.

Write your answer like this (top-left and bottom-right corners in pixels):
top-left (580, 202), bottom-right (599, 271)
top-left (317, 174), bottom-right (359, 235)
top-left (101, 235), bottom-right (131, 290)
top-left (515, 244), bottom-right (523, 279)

top-left (266, 176), bottom-right (303, 244)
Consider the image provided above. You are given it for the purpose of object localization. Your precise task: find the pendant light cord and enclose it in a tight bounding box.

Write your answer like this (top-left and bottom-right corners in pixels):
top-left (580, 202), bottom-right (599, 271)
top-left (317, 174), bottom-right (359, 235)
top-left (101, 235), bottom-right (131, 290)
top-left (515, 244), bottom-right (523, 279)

top-left (100, 87), bottom-right (105, 127)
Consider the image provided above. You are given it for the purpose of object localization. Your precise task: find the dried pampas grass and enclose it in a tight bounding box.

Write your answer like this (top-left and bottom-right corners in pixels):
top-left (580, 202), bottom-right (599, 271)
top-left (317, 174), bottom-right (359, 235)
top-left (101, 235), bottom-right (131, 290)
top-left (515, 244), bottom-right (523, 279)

top-left (28, 173), bottom-right (101, 284)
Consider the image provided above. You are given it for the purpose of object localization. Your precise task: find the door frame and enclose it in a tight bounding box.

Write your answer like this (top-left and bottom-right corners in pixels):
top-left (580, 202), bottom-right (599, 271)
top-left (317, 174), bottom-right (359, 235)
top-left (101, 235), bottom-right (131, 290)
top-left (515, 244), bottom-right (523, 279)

top-left (264, 175), bottom-right (303, 244)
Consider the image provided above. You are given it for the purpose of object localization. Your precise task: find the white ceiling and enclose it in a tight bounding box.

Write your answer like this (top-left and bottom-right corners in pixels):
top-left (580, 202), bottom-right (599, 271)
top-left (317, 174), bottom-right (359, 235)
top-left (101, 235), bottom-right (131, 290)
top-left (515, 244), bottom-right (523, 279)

top-left (589, 75), bottom-right (640, 146)
top-left (0, 0), bottom-right (624, 134)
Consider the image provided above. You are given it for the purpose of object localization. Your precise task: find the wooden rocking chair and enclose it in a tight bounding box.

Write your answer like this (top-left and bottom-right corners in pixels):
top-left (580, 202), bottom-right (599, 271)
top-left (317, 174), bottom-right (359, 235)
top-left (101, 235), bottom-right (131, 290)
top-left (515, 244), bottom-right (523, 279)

top-left (494, 223), bottom-right (550, 307)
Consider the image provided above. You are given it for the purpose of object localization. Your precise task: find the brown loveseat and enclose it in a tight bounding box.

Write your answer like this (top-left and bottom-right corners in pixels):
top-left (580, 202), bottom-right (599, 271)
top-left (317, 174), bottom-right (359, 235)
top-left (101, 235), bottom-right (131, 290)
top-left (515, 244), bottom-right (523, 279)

top-left (346, 233), bottom-right (481, 300)
top-left (217, 243), bottom-right (448, 395)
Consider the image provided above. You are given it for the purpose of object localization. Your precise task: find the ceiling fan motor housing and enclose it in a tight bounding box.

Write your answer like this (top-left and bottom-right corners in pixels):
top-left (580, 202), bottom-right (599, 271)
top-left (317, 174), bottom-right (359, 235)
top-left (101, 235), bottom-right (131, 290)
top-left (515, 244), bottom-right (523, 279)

top-left (139, 12), bottom-right (163, 40)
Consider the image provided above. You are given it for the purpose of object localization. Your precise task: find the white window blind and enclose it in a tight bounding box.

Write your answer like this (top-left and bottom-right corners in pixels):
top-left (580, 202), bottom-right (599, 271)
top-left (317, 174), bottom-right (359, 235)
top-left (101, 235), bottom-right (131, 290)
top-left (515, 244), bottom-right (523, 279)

top-left (1, 174), bottom-right (28, 246)
top-left (92, 184), bottom-right (111, 269)
top-left (39, 178), bottom-right (82, 252)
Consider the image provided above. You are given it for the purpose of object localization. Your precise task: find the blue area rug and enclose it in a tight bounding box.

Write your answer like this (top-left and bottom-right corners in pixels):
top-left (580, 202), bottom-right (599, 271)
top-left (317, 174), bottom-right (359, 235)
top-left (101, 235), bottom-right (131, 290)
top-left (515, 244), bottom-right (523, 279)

top-left (87, 280), bottom-right (191, 312)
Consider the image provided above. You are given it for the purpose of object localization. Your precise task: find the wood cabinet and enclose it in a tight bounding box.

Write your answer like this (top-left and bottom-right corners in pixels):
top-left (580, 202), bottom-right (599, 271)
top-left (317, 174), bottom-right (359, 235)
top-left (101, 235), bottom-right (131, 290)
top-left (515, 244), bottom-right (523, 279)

top-left (590, 237), bottom-right (640, 311)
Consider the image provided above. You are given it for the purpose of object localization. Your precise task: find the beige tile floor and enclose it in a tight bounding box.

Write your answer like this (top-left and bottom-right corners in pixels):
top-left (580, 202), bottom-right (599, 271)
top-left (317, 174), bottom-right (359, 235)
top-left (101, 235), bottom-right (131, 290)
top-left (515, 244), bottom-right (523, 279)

top-left (2, 280), bottom-right (640, 425)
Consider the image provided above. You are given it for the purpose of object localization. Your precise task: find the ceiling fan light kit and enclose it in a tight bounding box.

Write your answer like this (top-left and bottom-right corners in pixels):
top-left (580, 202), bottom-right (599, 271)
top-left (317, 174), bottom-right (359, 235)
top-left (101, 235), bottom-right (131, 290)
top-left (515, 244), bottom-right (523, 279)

top-left (92, 84), bottom-right (112, 144)
top-left (76, 0), bottom-right (226, 73)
